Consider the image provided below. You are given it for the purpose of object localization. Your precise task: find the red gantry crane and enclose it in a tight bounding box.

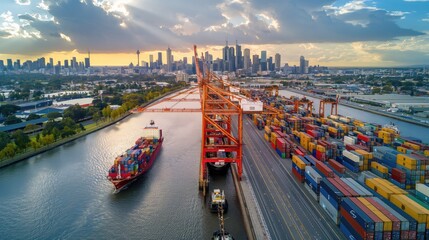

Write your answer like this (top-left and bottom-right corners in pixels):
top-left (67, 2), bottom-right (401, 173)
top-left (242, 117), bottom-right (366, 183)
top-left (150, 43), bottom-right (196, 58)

top-left (319, 95), bottom-right (340, 118)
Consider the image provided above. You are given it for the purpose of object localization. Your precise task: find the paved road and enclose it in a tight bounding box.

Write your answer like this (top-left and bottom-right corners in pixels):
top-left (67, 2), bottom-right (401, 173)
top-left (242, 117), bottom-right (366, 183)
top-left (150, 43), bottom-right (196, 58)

top-left (241, 116), bottom-right (345, 240)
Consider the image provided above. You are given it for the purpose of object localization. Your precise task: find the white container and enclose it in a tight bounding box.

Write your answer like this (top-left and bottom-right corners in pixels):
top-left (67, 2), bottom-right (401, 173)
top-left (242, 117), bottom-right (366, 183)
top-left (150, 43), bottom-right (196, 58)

top-left (319, 194), bottom-right (339, 225)
top-left (416, 183), bottom-right (429, 197)
top-left (305, 166), bottom-right (322, 184)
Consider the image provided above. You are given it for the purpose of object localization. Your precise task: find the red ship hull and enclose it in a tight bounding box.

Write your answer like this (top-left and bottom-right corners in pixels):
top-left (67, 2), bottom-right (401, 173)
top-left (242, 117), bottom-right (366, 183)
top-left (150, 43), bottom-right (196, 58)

top-left (109, 137), bottom-right (163, 191)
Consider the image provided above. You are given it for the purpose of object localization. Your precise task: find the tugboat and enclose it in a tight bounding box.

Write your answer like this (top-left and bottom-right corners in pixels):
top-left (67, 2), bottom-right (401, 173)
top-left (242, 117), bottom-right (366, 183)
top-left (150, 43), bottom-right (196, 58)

top-left (209, 189), bottom-right (228, 213)
top-left (212, 202), bottom-right (234, 240)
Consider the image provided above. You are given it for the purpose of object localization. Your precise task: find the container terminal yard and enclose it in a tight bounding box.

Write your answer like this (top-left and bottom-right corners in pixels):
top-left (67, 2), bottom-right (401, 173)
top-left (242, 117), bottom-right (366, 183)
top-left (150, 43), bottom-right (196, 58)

top-left (135, 46), bottom-right (429, 240)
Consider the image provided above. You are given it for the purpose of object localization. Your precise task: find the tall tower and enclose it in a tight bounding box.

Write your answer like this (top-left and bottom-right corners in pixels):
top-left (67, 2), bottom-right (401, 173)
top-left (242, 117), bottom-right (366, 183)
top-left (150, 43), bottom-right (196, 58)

top-left (275, 53), bottom-right (281, 71)
top-left (235, 40), bottom-right (242, 69)
top-left (300, 56), bottom-right (306, 74)
top-left (166, 46), bottom-right (172, 72)
top-left (136, 50), bottom-right (140, 67)
top-left (243, 48), bottom-right (251, 70)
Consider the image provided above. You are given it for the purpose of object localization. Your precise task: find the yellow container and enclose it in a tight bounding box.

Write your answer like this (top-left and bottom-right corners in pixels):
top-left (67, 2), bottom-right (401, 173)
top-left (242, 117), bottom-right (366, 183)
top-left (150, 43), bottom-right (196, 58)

top-left (316, 145), bottom-right (326, 153)
top-left (292, 155), bottom-right (307, 169)
top-left (404, 142), bottom-right (421, 151)
top-left (373, 178), bottom-right (408, 195)
top-left (424, 150), bottom-right (429, 157)
top-left (365, 178), bottom-right (394, 200)
top-left (371, 162), bottom-right (389, 174)
top-left (396, 154), bottom-right (418, 170)
top-left (264, 133), bottom-right (269, 142)
top-left (397, 146), bottom-right (407, 154)
top-left (355, 149), bottom-right (370, 161)
top-left (309, 142), bottom-right (316, 153)
top-left (358, 198), bottom-right (393, 231)
top-left (390, 194), bottom-right (429, 224)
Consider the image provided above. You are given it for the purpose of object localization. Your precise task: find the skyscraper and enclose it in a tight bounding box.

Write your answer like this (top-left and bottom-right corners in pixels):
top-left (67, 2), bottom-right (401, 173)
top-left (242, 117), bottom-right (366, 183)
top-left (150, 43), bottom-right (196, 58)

top-left (222, 41), bottom-right (229, 61)
top-left (260, 51), bottom-right (267, 71)
top-left (157, 52), bottom-right (163, 68)
top-left (72, 57), bottom-right (77, 69)
top-left (7, 59), bottom-right (13, 70)
top-left (267, 57), bottom-right (274, 71)
top-left (300, 56), bottom-right (308, 74)
top-left (166, 47), bottom-right (172, 72)
top-left (235, 41), bottom-right (242, 69)
top-left (275, 53), bottom-right (281, 71)
top-left (252, 54), bottom-right (259, 73)
top-left (243, 48), bottom-right (251, 70)
top-left (64, 60), bottom-right (69, 68)
top-left (85, 58), bottom-right (90, 68)
top-left (49, 58), bottom-right (54, 69)
top-left (228, 47), bottom-right (235, 72)
top-left (149, 54), bottom-right (153, 69)
top-left (0, 60), bottom-right (4, 70)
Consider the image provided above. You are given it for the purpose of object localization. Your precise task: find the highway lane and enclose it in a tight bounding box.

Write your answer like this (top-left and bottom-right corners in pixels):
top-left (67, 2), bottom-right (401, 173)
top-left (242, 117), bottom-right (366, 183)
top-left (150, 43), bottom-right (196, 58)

top-left (241, 116), bottom-right (345, 240)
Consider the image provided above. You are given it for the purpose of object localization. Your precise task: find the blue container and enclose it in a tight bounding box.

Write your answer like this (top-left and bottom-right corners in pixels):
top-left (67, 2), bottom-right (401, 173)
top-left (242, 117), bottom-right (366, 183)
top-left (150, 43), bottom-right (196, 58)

top-left (342, 156), bottom-right (360, 168)
top-left (343, 160), bottom-right (359, 173)
top-left (304, 155), bottom-right (316, 166)
top-left (374, 231), bottom-right (383, 240)
top-left (320, 179), bottom-right (343, 209)
top-left (305, 179), bottom-right (319, 194)
top-left (391, 231), bottom-right (400, 240)
top-left (340, 217), bottom-right (364, 240)
top-left (341, 198), bottom-right (375, 232)
top-left (340, 220), bottom-right (356, 240)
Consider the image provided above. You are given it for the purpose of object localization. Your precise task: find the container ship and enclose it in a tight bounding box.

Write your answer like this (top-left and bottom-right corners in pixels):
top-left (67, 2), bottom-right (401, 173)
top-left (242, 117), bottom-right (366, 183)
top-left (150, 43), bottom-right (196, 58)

top-left (107, 120), bottom-right (163, 191)
top-left (245, 89), bottom-right (429, 239)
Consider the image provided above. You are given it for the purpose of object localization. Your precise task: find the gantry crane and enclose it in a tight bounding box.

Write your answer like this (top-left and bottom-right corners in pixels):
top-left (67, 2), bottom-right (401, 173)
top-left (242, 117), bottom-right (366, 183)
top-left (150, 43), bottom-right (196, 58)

top-left (194, 45), bottom-right (280, 195)
top-left (294, 97), bottom-right (313, 116)
top-left (319, 95), bottom-right (340, 118)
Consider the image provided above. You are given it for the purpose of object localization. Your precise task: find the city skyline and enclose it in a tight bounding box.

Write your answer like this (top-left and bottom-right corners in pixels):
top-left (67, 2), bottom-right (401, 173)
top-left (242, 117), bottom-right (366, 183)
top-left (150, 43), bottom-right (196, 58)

top-left (1, 0), bottom-right (429, 67)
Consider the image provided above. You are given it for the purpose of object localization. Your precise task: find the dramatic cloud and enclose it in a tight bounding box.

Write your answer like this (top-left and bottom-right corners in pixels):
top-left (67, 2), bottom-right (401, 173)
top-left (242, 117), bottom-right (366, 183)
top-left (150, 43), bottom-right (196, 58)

top-left (15, 0), bottom-right (31, 5)
top-left (0, 0), bottom-right (426, 55)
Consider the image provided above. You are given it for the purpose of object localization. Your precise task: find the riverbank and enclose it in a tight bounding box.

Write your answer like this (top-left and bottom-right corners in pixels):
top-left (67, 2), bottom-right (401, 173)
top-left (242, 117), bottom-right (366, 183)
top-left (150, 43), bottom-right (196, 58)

top-left (286, 88), bottom-right (429, 128)
top-left (0, 86), bottom-right (187, 168)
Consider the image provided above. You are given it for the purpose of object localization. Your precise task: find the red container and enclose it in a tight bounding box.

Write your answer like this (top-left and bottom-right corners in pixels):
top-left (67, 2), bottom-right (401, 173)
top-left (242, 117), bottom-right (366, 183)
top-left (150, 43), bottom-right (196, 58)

top-left (327, 178), bottom-right (351, 197)
top-left (316, 161), bottom-right (335, 178)
top-left (391, 168), bottom-right (406, 177)
top-left (276, 138), bottom-right (287, 150)
top-left (401, 231), bottom-right (409, 240)
top-left (367, 198), bottom-right (401, 231)
top-left (276, 131), bottom-right (287, 138)
top-left (332, 178), bottom-right (359, 196)
top-left (294, 148), bottom-right (304, 157)
top-left (315, 150), bottom-right (326, 161)
top-left (409, 231), bottom-right (416, 240)
top-left (358, 134), bottom-right (371, 142)
top-left (292, 167), bottom-right (304, 183)
top-left (271, 142), bottom-right (276, 149)
top-left (271, 126), bottom-right (281, 132)
top-left (340, 208), bottom-right (369, 239)
top-left (328, 159), bottom-right (346, 174)
top-left (350, 198), bottom-right (383, 230)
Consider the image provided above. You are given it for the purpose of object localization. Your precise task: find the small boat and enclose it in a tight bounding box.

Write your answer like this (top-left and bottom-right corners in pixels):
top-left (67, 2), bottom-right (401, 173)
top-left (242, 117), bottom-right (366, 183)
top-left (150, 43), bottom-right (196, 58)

top-left (211, 201), bottom-right (234, 240)
top-left (209, 189), bottom-right (228, 213)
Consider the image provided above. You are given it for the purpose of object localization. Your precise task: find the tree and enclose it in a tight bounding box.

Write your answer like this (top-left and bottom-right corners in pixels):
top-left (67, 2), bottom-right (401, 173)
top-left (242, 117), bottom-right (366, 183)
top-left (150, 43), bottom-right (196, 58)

top-left (46, 112), bottom-right (62, 121)
top-left (0, 143), bottom-right (17, 158)
top-left (102, 106), bottom-right (112, 119)
top-left (23, 124), bottom-right (40, 134)
top-left (63, 104), bottom-right (87, 122)
top-left (4, 115), bottom-right (22, 125)
top-left (0, 132), bottom-right (10, 150)
top-left (12, 130), bottom-right (30, 149)
top-left (372, 87), bottom-right (381, 94)
top-left (0, 104), bottom-right (21, 116)
top-left (26, 113), bottom-right (41, 121)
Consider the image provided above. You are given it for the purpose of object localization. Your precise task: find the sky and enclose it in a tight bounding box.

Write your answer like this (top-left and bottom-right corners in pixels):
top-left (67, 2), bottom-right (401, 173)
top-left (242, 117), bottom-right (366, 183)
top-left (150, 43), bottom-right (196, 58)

top-left (0, 0), bottom-right (429, 67)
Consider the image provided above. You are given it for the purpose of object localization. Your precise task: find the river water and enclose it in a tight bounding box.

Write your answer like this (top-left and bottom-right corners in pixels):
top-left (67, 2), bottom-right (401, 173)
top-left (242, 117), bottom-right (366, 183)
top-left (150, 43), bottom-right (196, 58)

top-left (280, 90), bottom-right (429, 144)
top-left (0, 111), bottom-right (246, 239)
top-left (1, 89), bottom-right (428, 240)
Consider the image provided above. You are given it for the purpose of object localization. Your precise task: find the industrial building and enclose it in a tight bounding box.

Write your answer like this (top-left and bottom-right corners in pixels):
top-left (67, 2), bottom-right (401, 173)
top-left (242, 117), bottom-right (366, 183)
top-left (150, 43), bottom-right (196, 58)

top-left (352, 94), bottom-right (429, 111)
